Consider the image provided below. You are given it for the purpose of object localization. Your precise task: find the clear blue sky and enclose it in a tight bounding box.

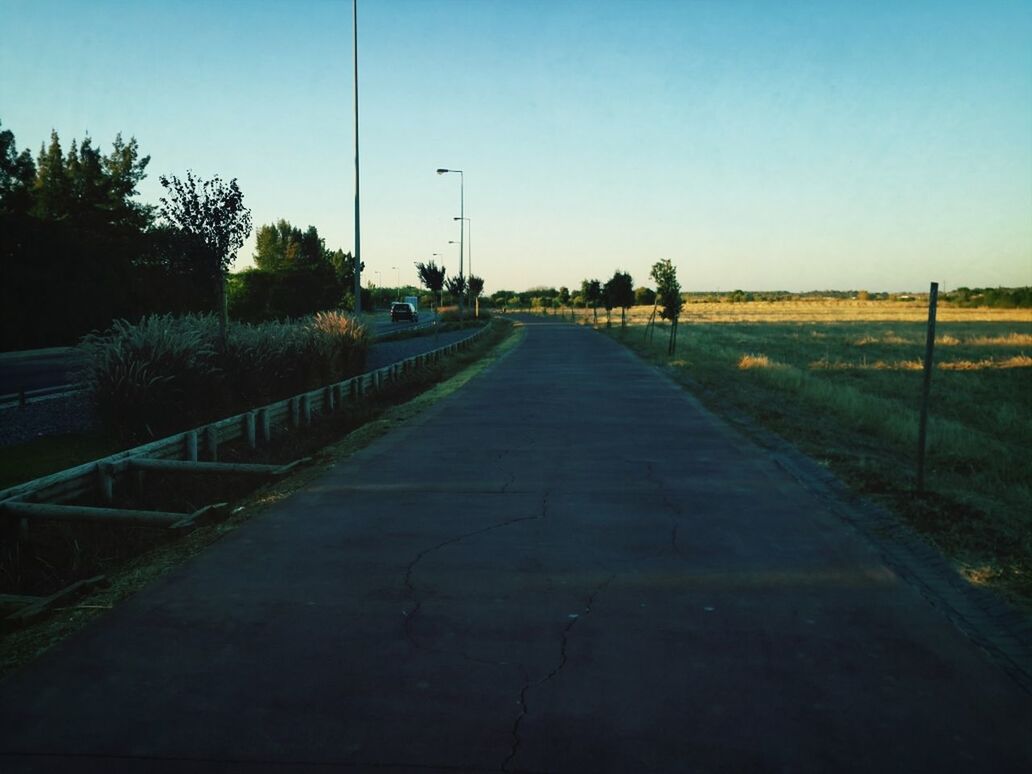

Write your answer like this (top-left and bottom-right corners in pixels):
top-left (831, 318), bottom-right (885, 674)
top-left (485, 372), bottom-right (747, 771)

top-left (3, 0), bottom-right (1030, 293)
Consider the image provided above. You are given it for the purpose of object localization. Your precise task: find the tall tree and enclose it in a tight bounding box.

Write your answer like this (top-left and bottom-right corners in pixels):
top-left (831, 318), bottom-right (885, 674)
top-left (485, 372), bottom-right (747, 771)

top-left (254, 220), bottom-right (329, 271)
top-left (100, 133), bottom-right (152, 231)
top-left (581, 278), bottom-right (602, 323)
top-left (0, 120), bottom-right (36, 214)
top-left (32, 130), bottom-right (70, 220)
top-left (445, 274), bottom-right (467, 307)
top-left (159, 171), bottom-right (252, 342)
top-left (602, 276), bottom-right (617, 326)
top-left (609, 270), bottom-right (634, 327)
top-left (650, 259), bottom-right (683, 355)
top-left (415, 259), bottom-right (447, 309)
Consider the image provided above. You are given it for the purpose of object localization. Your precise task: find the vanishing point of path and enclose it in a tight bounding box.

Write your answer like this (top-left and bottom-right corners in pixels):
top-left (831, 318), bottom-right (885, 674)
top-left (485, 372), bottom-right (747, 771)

top-left (0, 320), bottom-right (1029, 773)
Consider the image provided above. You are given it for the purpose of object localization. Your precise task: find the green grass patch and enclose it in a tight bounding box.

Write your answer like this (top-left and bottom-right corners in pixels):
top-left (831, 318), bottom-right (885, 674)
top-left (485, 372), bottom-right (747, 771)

top-left (605, 317), bottom-right (1032, 608)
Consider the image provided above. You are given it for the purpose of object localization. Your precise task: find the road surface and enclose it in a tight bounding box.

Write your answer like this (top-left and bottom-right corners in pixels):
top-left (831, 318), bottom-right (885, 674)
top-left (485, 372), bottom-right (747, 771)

top-left (0, 318), bottom-right (1028, 772)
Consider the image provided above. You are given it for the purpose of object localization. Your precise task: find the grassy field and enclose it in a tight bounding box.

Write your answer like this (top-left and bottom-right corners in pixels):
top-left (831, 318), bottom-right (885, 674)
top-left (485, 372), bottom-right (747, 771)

top-left (585, 300), bottom-right (1032, 608)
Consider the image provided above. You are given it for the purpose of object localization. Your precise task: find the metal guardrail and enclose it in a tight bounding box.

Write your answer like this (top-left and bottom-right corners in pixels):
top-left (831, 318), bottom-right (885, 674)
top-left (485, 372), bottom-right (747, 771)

top-left (0, 383), bottom-right (85, 409)
top-left (0, 323), bottom-right (490, 525)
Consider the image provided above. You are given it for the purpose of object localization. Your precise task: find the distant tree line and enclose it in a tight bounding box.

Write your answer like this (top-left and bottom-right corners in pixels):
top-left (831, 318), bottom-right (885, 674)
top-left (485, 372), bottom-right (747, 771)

top-left (1, 121), bottom-right (265, 349)
top-left (941, 287), bottom-right (1031, 309)
top-left (0, 121), bottom-right (210, 349)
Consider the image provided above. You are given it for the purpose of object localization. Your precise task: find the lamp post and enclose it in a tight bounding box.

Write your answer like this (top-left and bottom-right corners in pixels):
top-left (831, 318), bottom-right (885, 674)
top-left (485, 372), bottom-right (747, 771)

top-left (352, 0), bottom-right (362, 313)
top-left (436, 168), bottom-right (463, 316)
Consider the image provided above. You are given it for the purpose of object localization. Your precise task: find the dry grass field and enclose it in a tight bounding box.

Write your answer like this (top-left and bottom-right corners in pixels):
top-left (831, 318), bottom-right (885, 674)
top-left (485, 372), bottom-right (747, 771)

top-left (577, 299), bottom-right (1032, 608)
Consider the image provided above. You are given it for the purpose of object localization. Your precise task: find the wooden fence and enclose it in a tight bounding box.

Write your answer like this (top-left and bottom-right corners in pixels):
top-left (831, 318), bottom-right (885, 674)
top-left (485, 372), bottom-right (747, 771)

top-left (0, 323), bottom-right (491, 530)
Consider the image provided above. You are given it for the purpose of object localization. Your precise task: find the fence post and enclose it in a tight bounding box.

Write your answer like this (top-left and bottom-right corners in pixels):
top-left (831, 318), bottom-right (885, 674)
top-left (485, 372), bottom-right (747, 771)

top-left (204, 425), bottom-right (219, 462)
top-left (97, 462), bottom-right (114, 504)
top-left (324, 386), bottom-right (335, 414)
top-left (300, 394), bottom-right (311, 426)
top-left (185, 431), bottom-right (198, 462)
top-left (245, 411), bottom-right (257, 449)
top-left (916, 281), bottom-right (939, 492)
top-left (290, 397), bottom-right (300, 428)
top-left (258, 408), bottom-right (271, 443)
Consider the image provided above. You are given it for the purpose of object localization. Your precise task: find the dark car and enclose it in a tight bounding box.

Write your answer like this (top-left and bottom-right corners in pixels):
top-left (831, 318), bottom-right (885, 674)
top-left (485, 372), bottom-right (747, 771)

top-left (390, 302), bottom-right (418, 323)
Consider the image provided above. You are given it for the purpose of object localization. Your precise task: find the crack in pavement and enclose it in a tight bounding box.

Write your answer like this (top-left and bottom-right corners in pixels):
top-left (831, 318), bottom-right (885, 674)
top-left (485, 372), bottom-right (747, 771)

top-left (401, 490), bottom-right (552, 665)
top-left (502, 573), bottom-right (616, 773)
top-left (644, 460), bottom-right (688, 561)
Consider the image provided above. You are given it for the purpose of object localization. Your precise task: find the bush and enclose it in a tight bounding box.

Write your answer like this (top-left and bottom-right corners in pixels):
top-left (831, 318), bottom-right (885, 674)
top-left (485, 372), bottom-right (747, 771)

top-left (79, 312), bottom-right (369, 441)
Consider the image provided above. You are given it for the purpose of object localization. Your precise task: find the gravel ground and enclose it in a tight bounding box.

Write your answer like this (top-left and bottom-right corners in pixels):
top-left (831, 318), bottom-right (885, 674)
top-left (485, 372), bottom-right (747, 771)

top-left (0, 327), bottom-right (483, 449)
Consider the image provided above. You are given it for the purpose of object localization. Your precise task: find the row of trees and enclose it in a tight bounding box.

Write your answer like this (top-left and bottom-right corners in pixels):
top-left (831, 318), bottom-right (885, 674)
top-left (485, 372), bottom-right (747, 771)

top-left (1, 121), bottom-right (253, 349)
top-left (414, 259), bottom-right (485, 315)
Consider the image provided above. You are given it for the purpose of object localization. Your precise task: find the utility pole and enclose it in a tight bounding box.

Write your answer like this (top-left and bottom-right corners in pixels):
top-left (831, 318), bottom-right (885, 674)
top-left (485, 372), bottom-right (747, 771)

top-left (352, 0), bottom-right (362, 313)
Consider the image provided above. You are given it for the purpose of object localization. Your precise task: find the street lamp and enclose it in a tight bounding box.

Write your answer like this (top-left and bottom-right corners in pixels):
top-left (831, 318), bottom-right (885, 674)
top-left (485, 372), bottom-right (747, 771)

top-left (436, 168), bottom-right (464, 315)
top-left (352, 0), bottom-right (362, 313)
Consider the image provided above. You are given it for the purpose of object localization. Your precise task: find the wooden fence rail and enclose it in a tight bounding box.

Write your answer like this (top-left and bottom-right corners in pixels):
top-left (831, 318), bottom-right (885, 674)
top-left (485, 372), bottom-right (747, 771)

top-left (0, 324), bottom-right (489, 519)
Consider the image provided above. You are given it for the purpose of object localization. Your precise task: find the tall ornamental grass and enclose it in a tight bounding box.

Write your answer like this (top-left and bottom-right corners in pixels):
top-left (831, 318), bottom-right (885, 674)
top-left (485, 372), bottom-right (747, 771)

top-left (79, 312), bottom-right (369, 440)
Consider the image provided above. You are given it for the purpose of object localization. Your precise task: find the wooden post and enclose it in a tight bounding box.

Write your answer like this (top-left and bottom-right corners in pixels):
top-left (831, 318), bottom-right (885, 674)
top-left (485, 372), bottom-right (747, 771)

top-left (290, 397), bottom-right (300, 428)
top-left (96, 462), bottom-right (114, 504)
top-left (185, 431), bottom-right (198, 462)
top-left (245, 411), bottom-right (257, 449)
top-left (204, 425), bottom-right (219, 462)
top-left (258, 408), bottom-right (271, 442)
top-left (300, 394), bottom-right (311, 426)
top-left (916, 281), bottom-right (939, 492)
top-left (324, 386), bottom-right (335, 413)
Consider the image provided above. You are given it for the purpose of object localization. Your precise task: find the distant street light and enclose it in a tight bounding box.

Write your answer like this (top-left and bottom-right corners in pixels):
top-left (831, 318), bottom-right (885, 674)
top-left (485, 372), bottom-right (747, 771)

top-left (436, 168), bottom-right (464, 315)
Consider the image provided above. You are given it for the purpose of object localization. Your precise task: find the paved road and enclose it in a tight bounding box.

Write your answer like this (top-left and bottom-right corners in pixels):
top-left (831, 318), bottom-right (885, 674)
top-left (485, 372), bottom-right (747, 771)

top-left (0, 320), bottom-right (1029, 772)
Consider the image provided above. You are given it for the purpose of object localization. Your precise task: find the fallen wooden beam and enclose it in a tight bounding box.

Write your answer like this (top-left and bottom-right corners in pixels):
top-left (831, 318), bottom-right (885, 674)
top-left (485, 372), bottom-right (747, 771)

top-left (0, 501), bottom-right (189, 526)
top-left (127, 458), bottom-right (310, 477)
top-left (2, 575), bottom-right (107, 629)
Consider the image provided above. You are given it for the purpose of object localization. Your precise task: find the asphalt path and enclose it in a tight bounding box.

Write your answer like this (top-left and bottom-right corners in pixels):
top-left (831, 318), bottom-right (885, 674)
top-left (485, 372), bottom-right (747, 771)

top-left (0, 319), bottom-right (1029, 772)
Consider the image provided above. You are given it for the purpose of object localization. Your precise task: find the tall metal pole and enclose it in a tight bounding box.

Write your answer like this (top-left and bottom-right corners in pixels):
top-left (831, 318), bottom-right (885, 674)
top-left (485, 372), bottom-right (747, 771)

top-left (459, 171), bottom-right (464, 318)
top-left (352, 0), bottom-right (362, 314)
top-left (916, 281), bottom-right (939, 492)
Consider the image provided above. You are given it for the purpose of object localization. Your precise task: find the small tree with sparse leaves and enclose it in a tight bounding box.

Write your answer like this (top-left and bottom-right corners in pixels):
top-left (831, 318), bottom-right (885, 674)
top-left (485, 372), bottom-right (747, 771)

top-left (650, 259), bottom-right (683, 355)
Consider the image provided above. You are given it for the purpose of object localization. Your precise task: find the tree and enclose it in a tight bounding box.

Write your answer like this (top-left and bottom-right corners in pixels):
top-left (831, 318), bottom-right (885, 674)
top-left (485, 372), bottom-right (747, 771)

top-left (415, 259), bottom-right (447, 309)
top-left (32, 130), bottom-right (70, 221)
top-left (581, 278), bottom-right (602, 323)
top-left (159, 171), bottom-right (252, 341)
top-left (254, 219), bottom-right (328, 271)
top-left (650, 259), bottom-right (683, 355)
top-left (445, 274), bottom-right (467, 308)
top-left (634, 286), bottom-right (656, 307)
top-left (0, 120), bottom-right (36, 214)
top-left (609, 271), bottom-right (634, 327)
top-left (30, 130), bottom-right (152, 231)
top-left (601, 276), bottom-right (617, 326)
